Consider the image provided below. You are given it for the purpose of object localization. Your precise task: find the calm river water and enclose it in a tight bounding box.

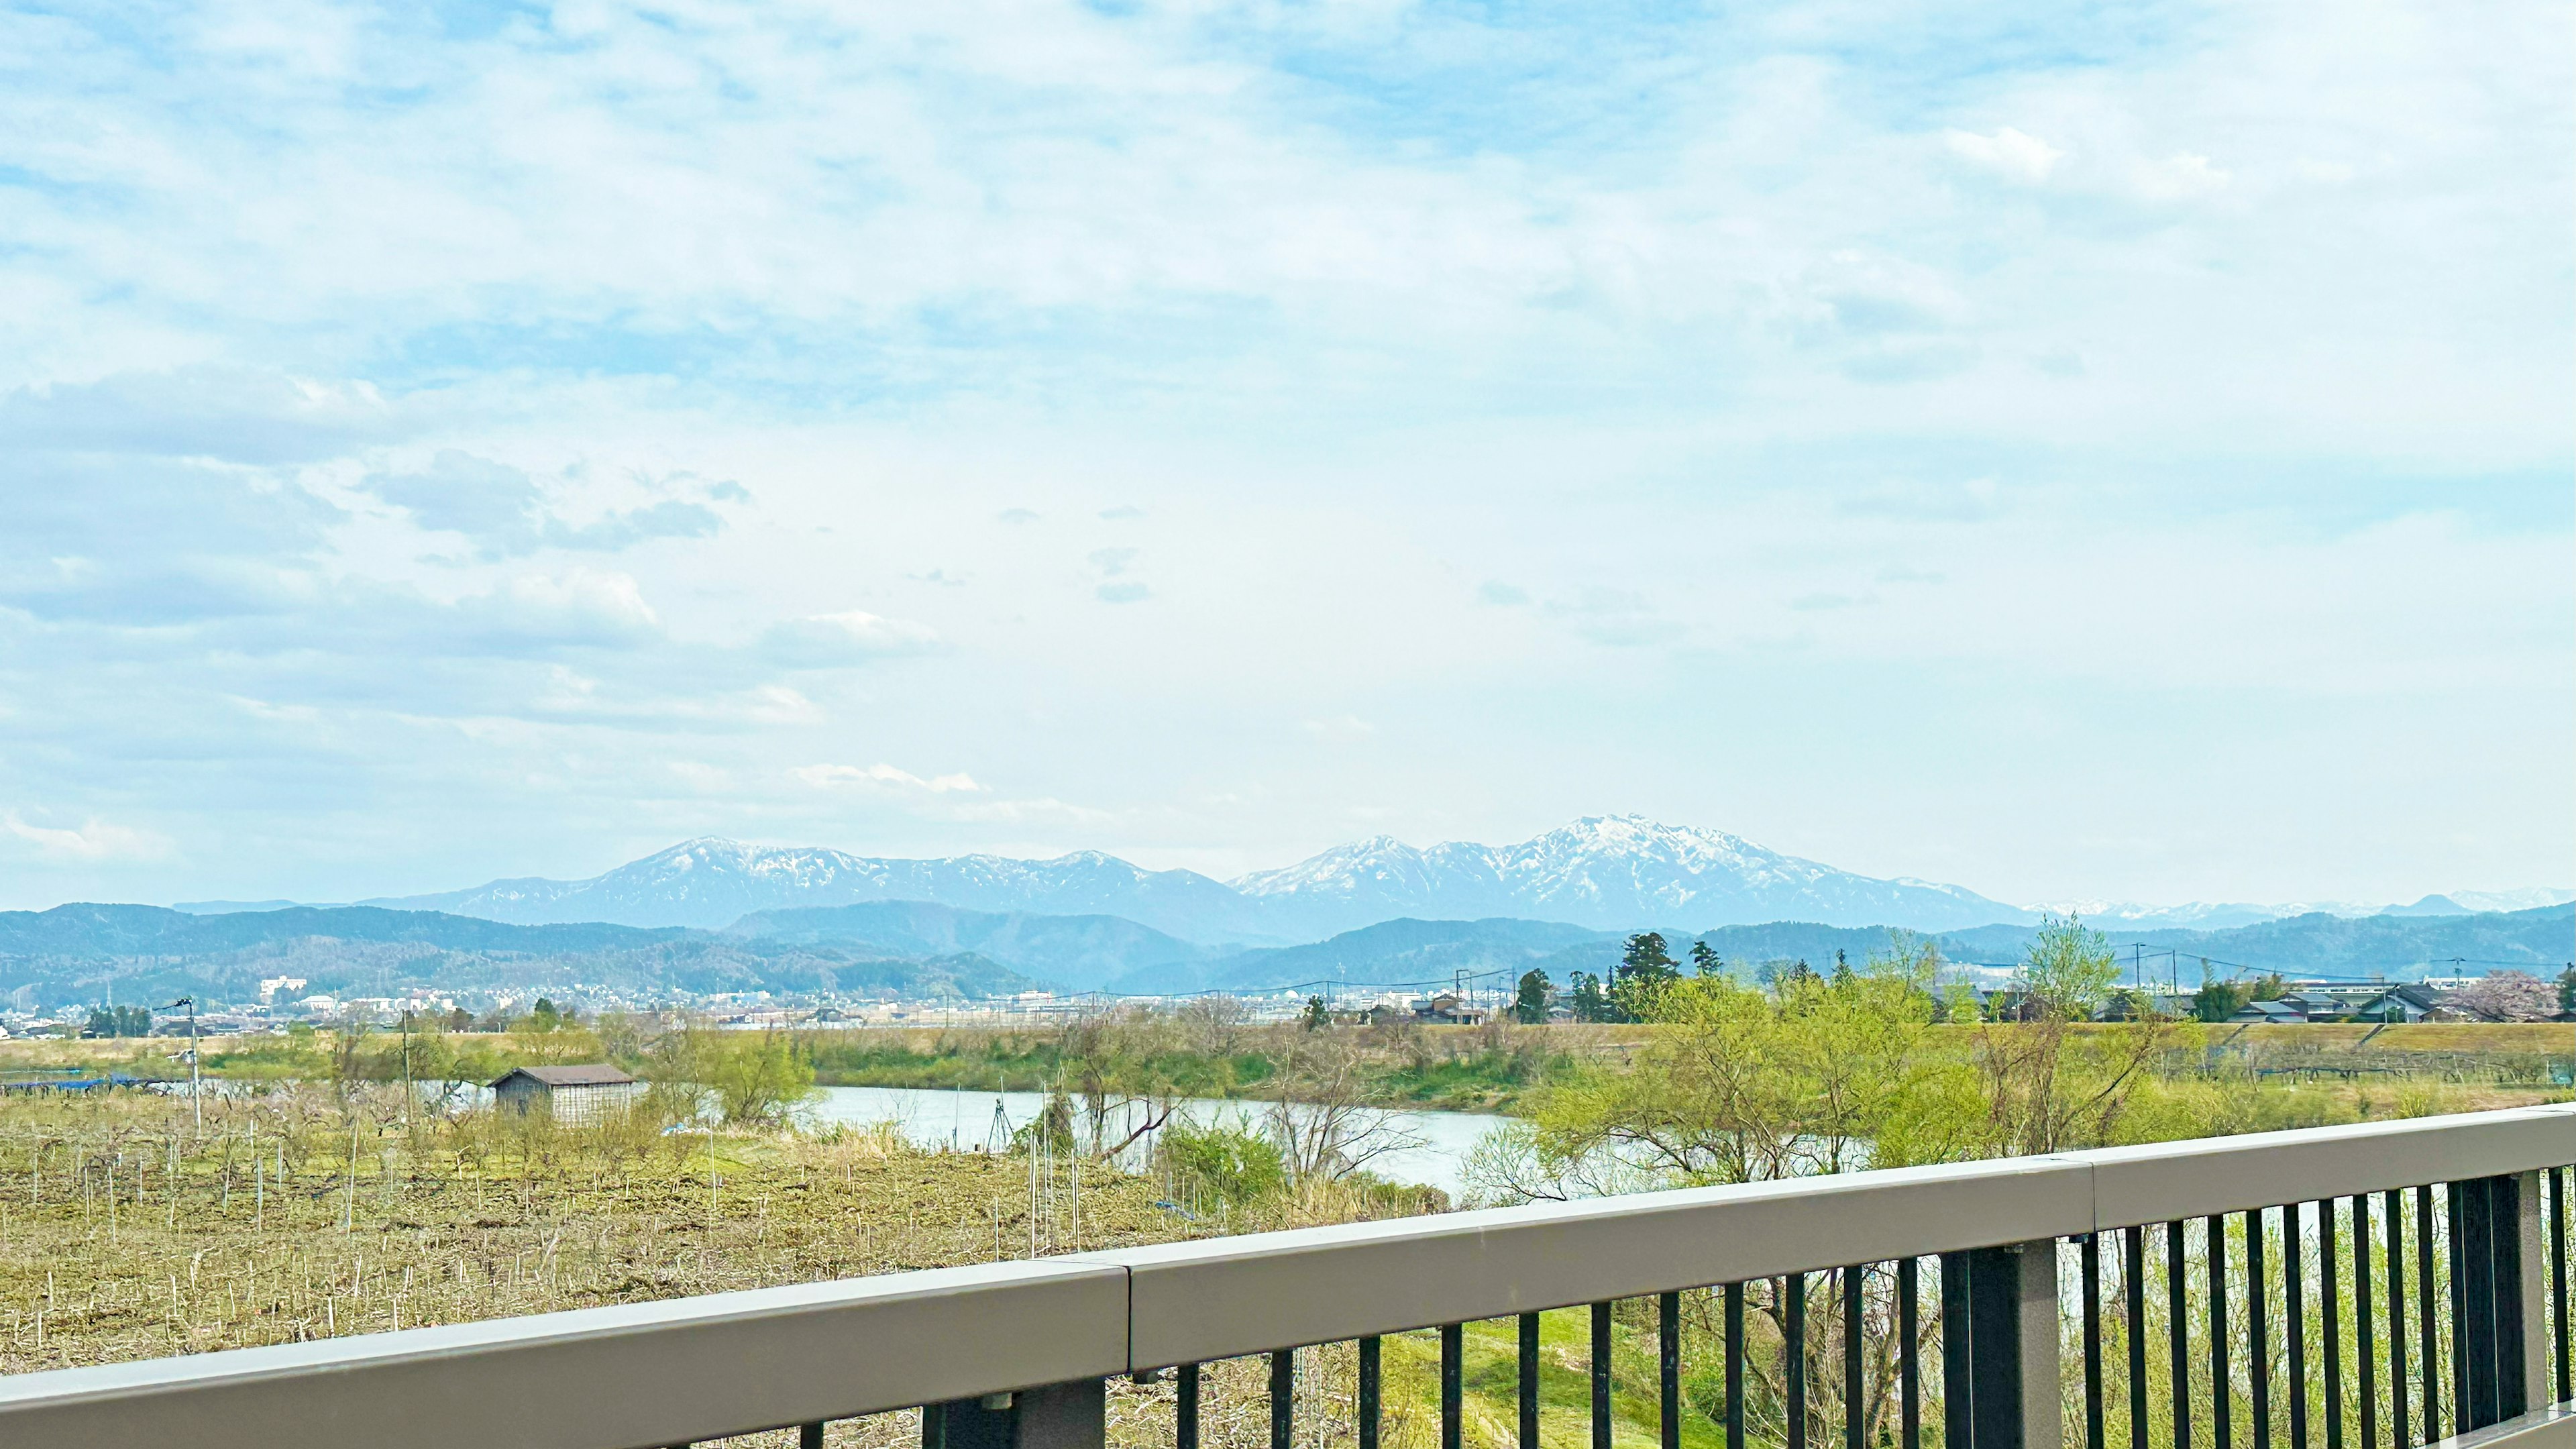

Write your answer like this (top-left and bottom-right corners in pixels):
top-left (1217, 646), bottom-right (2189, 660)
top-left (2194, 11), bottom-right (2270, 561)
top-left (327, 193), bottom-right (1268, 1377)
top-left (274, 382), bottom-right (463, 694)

top-left (801, 1085), bottom-right (1503, 1199)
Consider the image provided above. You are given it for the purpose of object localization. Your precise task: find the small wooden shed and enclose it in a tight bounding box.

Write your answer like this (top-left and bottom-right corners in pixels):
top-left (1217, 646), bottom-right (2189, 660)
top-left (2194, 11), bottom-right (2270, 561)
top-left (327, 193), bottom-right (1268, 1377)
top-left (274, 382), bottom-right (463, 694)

top-left (490, 1064), bottom-right (644, 1125)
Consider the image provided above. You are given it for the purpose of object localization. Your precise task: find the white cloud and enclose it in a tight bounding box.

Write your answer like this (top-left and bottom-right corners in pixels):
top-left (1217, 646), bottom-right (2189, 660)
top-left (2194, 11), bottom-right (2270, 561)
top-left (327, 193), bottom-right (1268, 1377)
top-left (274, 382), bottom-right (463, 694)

top-left (1944, 125), bottom-right (2067, 184)
top-left (5, 812), bottom-right (175, 861)
top-left (1303, 714), bottom-right (1375, 743)
top-left (2131, 151), bottom-right (2233, 201)
top-left (760, 610), bottom-right (941, 665)
top-left (794, 763), bottom-right (986, 794)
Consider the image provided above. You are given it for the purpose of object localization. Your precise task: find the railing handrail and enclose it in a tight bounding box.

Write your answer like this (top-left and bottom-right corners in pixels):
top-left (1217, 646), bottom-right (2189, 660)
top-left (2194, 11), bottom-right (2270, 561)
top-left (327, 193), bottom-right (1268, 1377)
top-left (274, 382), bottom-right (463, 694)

top-left (1, 1104), bottom-right (2570, 1448)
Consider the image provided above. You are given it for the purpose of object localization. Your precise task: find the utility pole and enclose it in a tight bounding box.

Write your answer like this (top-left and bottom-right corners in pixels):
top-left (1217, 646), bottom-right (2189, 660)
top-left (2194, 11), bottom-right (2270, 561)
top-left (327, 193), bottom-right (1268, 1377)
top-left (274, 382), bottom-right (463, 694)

top-left (161, 996), bottom-right (201, 1130)
top-left (400, 1011), bottom-right (413, 1130)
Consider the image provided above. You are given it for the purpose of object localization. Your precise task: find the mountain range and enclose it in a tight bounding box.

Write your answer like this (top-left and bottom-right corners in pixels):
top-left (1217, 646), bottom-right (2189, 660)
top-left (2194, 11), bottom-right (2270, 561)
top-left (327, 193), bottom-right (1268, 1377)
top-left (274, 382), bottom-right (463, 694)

top-left (177, 816), bottom-right (2567, 943)
top-left (203, 817), bottom-right (2032, 939)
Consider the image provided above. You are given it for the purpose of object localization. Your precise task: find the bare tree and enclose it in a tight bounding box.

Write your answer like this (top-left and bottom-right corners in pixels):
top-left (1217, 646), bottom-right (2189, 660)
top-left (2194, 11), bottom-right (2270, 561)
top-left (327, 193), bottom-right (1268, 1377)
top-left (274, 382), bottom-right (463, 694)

top-left (1173, 995), bottom-right (1249, 1057)
top-left (1263, 1030), bottom-right (1421, 1181)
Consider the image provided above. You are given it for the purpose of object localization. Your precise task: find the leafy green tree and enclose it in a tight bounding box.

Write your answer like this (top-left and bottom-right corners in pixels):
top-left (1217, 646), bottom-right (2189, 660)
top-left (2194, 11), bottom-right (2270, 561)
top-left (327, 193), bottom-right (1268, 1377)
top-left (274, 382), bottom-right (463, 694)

top-left (1689, 939), bottom-right (1723, 977)
top-left (2557, 967), bottom-right (2575, 1014)
top-left (1567, 971), bottom-right (1612, 1023)
top-left (1513, 969), bottom-right (1552, 1024)
top-left (528, 998), bottom-right (563, 1032)
top-left (1159, 1117), bottom-right (1286, 1206)
top-left (2192, 978), bottom-right (2246, 1022)
top-left (1513, 941), bottom-right (1979, 1187)
top-left (1976, 917), bottom-right (2167, 1154)
top-left (1300, 996), bottom-right (1329, 1031)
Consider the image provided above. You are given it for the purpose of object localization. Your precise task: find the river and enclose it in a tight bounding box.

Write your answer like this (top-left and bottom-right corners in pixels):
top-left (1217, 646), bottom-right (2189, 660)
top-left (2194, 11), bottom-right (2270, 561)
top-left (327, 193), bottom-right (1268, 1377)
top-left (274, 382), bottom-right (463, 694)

top-left (801, 1085), bottom-right (1503, 1199)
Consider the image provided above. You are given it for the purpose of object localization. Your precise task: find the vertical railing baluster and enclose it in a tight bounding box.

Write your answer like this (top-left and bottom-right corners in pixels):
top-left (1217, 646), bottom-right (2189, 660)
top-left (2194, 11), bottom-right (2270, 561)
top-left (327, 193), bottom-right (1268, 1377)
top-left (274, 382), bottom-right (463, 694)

top-left (2383, 1194), bottom-right (2406, 1449)
top-left (2455, 1179), bottom-right (2496, 1430)
top-left (1521, 1312), bottom-right (1542, 1449)
top-left (2251, 1210), bottom-right (2270, 1449)
top-left (2323, 1199), bottom-right (2344, 1449)
top-left (1942, 1254), bottom-right (1972, 1449)
top-left (800, 1427), bottom-right (824, 1449)
top-left (1664, 1291), bottom-right (1683, 1449)
top-left (2415, 1186), bottom-right (2440, 1441)
top-left (2355, 1195), bottom-right (2377, 1449)
top-left (1845, 1270), bottom-right (1865, 1449)
top-left (1444, 1326), bottom-right (1464, 1449)
top-left (2553, 1169), bottom-right (2571, 1408)
top-left (1729, 1282), bottom-right (1749, 1449)
top-left (1179, 1362), bottom-right (1201, 1449)
top-left (1788, 1272), bottom-right (1809, 1449)
top-left (1898, 1263), bottom-right (1919, 1449)
top-left (2128, 1228), bottom-right (2149, 1449)
top-left (2288, 1203), bottom-right (2308, 1449)
top-left (1271, 1348), bottom-right (1294, 1449)
top-left (1592, 1302), bottom-right (1613, 1449)
top-left (2447, 1183), bottom-right (2469, 1433)
top-left (2084, 1234), bottom-right (2106, 1449)
top-left (1356, 1345), bottom-right (1377, 1449)
top-left (2171, 1221), bottom-right (2195, 1449)
top-left (2212, 1215), bottom-right (2233, 1449)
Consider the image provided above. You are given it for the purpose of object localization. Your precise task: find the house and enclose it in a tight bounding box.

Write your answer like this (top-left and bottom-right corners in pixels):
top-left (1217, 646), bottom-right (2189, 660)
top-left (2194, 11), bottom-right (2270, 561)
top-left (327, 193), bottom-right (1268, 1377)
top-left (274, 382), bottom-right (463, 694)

top-left (490, 1065), bottom-right (645, 1125)
top-left (2228, 999), bottom-right (2309, 1024)
top-left (2278, 983), bottom-right (2438, 1024)
top-left (1411, 993), bottom-right (1487, 1026)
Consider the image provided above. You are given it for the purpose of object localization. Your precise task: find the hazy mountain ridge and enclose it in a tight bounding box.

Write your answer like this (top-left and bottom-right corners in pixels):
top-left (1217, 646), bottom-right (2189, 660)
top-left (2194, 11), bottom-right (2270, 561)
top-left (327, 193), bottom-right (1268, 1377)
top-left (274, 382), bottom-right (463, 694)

top-left (1125, 902), bottom-right (2576, 995)
top-left (725, 901), bottom-right (1216, 991)
top-left (0, 903), bottom-right (1045, 1005)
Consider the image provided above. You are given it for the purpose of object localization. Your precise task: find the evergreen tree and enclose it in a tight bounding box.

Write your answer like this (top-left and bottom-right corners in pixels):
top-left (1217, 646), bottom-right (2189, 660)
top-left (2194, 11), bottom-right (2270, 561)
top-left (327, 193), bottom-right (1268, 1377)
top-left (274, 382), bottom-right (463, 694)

top-left (1567, 971), bottom-right (1612, 1023)
top-left (1301, 995), bottom-right (1329, 1030)
top-left (1688, 938), bottom-right (1722, 977)
top-left (1513, 969), bottom-right (1552, 1024)
top-left (1612, 932), bottom-right (1680, 1018)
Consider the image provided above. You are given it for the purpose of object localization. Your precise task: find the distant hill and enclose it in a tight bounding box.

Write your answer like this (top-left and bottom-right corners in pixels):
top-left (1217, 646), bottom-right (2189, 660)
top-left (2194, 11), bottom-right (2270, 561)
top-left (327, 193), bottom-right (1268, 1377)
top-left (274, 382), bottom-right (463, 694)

top-left (1120, 918), bottom-right (1615, 995)
top-left (0, 903), bottom-right (1044, 1006)
top-left (1129, 904), bottom-right (2576, 997)
top-left (725, 901), bottom-right (1214, 991)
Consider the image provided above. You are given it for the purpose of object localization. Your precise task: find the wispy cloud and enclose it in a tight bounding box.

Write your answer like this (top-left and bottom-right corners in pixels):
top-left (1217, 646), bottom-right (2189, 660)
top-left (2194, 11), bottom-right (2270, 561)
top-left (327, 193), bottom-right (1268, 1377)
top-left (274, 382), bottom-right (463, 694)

top-left (5, 813), bottom-right (176, 862)
top-left (793, 763), bottom-right (985, 794)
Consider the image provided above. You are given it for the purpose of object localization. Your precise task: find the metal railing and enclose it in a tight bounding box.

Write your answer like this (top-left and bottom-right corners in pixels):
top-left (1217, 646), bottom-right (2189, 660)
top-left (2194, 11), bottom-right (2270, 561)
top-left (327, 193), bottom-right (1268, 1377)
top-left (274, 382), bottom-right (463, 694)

top-left (2, 1104), bottom-right (2572, 1449)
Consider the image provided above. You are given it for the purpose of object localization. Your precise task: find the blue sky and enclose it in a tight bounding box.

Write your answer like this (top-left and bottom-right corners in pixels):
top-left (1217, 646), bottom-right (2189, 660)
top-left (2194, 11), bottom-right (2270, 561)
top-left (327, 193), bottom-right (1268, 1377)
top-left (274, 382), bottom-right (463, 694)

top-left (1, 0), bottom-right (2568, 912)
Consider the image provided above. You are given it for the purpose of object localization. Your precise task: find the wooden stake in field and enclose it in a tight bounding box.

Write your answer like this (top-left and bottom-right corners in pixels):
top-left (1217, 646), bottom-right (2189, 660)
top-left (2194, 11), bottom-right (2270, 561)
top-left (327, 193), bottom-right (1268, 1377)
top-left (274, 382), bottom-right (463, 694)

top-left (344, 1114), bottom-right (360, 1234)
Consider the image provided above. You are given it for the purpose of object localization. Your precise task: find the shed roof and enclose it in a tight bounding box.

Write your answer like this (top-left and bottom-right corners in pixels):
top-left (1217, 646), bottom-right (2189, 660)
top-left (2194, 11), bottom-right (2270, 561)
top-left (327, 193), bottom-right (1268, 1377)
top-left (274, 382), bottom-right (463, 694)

top-left (490, 1064), bottom-right (637, 1089)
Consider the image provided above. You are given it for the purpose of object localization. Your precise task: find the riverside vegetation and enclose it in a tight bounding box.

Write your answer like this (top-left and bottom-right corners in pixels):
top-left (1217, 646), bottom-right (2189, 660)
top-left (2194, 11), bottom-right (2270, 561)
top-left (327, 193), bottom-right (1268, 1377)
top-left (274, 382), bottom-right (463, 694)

top-left (1, 922), bottom-right (2569, 1449)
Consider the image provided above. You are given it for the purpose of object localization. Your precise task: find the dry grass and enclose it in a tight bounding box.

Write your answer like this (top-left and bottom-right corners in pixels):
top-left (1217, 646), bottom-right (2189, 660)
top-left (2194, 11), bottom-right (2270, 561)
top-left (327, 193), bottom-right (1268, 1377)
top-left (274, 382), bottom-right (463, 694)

top-left (0, 1085), bottom-right (1463, 1449)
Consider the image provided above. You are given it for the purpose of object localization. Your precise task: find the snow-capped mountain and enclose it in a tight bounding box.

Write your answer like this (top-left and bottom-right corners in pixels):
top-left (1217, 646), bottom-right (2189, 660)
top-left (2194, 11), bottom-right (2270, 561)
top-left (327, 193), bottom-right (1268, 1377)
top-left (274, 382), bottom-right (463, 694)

top-left (1232, 816), bottom-right (2029, 935)
top-left (358, 816), bottom-right (2033, 941)
top-left (363, 838), bottom-right (1263, 937)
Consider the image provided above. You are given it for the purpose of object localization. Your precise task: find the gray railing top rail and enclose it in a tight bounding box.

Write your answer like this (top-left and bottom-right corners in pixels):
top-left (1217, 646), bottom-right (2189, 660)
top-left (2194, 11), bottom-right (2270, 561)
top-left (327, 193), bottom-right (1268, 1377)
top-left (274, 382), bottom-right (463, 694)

top-left (3, 1103), bottom-right (2571, 1449)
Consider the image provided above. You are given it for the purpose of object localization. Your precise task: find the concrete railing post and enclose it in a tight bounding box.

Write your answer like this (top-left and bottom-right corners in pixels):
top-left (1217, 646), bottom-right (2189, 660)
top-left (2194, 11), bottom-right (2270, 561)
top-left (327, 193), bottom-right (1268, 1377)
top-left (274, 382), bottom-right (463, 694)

top-left (2509, 1173), bottom-right (2551, 1415)
top-left (924, 1381), bottom-right (1107, 1449)
top-left (1941, 1240), bottom-right (2063, 1449)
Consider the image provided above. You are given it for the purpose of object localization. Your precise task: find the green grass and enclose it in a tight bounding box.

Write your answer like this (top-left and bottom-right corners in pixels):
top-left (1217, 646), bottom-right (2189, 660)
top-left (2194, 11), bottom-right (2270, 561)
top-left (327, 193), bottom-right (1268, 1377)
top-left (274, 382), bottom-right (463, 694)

top-left (1373, 1309), bottom-right (1726, 1449)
